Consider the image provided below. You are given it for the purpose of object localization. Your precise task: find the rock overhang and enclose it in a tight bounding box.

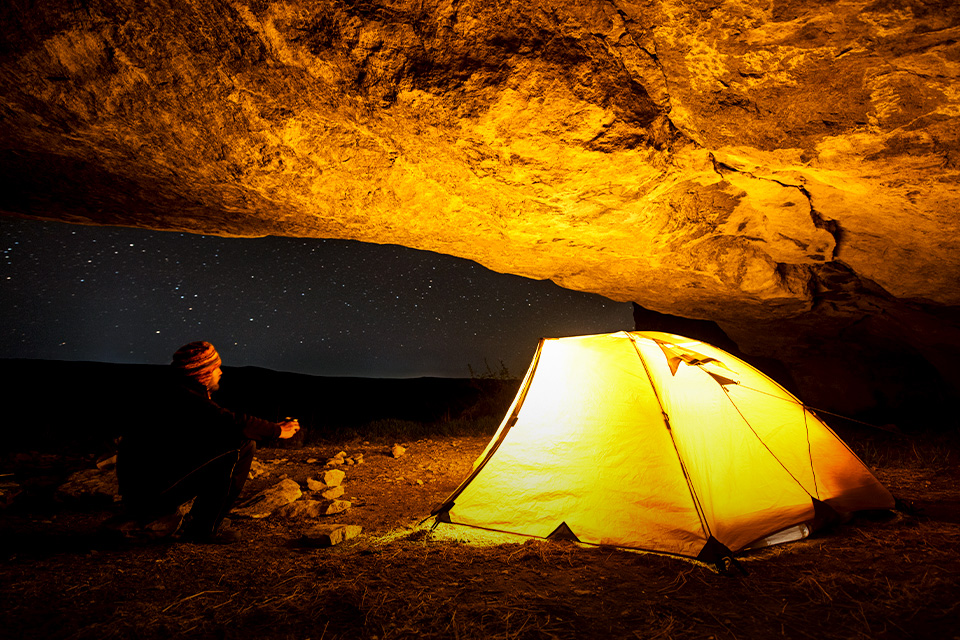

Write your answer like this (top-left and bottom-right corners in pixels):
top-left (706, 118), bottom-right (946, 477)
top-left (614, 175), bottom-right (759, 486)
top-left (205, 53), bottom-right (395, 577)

top-left (1, 0), bottom-right (958, 420)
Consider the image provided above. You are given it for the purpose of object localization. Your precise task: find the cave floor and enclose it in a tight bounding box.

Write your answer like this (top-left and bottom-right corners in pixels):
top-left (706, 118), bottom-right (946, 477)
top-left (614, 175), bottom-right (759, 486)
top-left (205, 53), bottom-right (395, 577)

top-left (1, 434), bottom-right (958, 640)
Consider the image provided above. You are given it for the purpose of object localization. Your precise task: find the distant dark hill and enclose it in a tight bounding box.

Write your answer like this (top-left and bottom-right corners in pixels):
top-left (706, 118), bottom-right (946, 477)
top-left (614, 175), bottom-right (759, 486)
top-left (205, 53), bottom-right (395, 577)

top-left (215, 365), bottom-right (517, 431)
top-left (0, 359), bottom-right (519, 452)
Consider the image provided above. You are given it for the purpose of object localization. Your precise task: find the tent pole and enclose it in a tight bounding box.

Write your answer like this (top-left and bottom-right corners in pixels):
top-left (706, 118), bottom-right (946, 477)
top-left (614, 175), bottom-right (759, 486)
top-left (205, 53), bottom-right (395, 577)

top-left (628, 334), bottom-right (714, 543)
top-left (429, 338), bottom-right (547, 517)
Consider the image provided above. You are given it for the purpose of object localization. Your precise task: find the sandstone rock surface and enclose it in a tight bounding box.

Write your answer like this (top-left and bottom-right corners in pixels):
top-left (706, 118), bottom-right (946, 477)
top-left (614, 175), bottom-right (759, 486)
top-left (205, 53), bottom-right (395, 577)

top-left (322, 469), bottom-right (346, 487)
top-left (1, 0), bottom-right (958, 412)
top-left (320, 499), bottom-right (352, 515)
top-left (249, 459), bottom-right (269, 480)
top-left (278, 499), bottom-right (326, 519)
top-left (319, 485), bottom-right (345, 500)
top-left (301, 524), bottom-right (363, 547)
top-left (57, 468), bottom-right (120, 502)
top-left (307, 476), bottom-right (346, 498)
top-left (233, 478), bottom-right (303, 518)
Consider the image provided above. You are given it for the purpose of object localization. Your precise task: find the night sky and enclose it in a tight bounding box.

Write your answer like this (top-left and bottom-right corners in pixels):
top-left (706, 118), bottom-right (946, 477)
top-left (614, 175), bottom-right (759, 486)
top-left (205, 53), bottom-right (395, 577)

top-left (1, 216), bottom-right (634, 378)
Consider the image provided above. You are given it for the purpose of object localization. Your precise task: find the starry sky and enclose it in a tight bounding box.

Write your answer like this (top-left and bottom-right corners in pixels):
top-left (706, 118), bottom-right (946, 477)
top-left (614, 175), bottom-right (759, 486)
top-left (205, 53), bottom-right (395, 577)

top-left (0, 216), bottom-right (634, 378)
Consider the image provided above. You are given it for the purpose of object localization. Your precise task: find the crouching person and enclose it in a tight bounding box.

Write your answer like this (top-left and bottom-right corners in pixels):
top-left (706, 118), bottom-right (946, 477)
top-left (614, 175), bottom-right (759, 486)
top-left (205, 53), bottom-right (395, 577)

top-left (116, 341), bottom-right (299, 544)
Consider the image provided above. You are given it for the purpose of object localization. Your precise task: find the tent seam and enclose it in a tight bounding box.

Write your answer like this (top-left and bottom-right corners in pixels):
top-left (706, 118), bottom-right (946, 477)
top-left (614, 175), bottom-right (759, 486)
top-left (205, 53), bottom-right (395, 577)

top-left (628, 333), bottom-right (714, 542)
top-left (719, 383), bottom-right (817, 499)
top-left (803, 407), bottom-right (821, 499)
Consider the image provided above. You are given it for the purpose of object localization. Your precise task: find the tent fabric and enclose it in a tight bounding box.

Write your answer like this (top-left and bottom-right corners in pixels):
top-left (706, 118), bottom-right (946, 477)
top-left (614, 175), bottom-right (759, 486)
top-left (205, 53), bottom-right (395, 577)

top-left (433, 331), bottom-right (894, 561)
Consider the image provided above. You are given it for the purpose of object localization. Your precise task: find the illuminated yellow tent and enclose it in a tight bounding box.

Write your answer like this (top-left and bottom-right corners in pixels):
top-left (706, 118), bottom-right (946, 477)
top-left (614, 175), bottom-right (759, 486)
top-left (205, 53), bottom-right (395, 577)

top-left (433, 331), bottom-right (894, 565)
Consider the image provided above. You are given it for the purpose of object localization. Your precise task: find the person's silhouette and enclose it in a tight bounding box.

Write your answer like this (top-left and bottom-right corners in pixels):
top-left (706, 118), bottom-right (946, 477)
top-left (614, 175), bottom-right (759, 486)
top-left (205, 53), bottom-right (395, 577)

top-left (116, 341), bottom-right (299, 543)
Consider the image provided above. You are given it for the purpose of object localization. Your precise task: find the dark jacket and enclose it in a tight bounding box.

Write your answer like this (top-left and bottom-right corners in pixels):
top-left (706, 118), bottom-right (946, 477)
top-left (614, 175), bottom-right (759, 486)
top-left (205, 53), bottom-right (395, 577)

top-left (118, 371), bottom-right (281, 500)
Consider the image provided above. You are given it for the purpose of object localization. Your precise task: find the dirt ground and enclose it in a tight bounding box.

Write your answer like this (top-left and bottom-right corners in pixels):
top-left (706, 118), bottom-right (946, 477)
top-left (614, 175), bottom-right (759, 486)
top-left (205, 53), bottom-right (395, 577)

top-left (2, 435), bottom-right (959, 640)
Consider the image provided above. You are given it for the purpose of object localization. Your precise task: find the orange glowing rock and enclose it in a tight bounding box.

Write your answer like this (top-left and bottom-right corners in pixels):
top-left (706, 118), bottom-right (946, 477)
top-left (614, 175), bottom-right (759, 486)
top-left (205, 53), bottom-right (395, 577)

top-left (0, 1), bottom-right (957, 411)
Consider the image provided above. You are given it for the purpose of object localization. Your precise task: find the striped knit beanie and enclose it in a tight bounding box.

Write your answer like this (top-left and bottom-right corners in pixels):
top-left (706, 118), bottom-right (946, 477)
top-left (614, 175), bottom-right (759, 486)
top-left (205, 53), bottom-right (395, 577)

top-left (171, 341), bottom-right (222, 388)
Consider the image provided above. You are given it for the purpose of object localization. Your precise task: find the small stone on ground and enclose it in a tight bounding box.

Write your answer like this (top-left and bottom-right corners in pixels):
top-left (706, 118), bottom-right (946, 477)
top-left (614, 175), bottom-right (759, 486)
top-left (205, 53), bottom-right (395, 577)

top-left (301, 524), bottom-right (363, 547)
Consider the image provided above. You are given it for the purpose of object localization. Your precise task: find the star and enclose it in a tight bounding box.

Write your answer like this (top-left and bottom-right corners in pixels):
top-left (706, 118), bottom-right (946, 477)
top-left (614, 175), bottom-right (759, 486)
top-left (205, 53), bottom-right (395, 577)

top-left (0, 217), bottom-right (634, 377)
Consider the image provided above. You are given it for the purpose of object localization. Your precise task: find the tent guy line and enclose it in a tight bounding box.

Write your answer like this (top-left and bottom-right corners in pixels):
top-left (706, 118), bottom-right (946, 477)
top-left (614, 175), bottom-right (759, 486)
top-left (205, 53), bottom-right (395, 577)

top-left (721, 382), bottom-right (901, 434)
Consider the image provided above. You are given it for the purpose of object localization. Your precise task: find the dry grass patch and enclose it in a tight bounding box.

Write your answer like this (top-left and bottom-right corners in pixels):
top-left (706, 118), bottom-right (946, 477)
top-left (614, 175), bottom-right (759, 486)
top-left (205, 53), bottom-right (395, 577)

top-left (2, 433), bottom-right (958, 639)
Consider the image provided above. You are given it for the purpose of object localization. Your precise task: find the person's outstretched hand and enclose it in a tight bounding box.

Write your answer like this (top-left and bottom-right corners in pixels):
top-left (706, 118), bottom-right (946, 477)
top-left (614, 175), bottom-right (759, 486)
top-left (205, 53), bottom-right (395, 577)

top-left (279, 419), bottom-right (301, 439)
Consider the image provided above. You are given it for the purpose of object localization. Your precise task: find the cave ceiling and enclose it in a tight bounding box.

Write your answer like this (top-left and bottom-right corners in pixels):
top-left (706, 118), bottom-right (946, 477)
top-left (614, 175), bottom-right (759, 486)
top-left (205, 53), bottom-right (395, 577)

top-left (2, 0), bottom-right (959, 409)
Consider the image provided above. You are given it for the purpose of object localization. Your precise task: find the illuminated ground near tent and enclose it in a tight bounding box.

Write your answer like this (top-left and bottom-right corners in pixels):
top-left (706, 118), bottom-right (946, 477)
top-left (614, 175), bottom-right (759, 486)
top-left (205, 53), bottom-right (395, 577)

top-left (1, 434), bottom-right (958, 640)
top-left (398, 518), bottom-right (814, 569)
